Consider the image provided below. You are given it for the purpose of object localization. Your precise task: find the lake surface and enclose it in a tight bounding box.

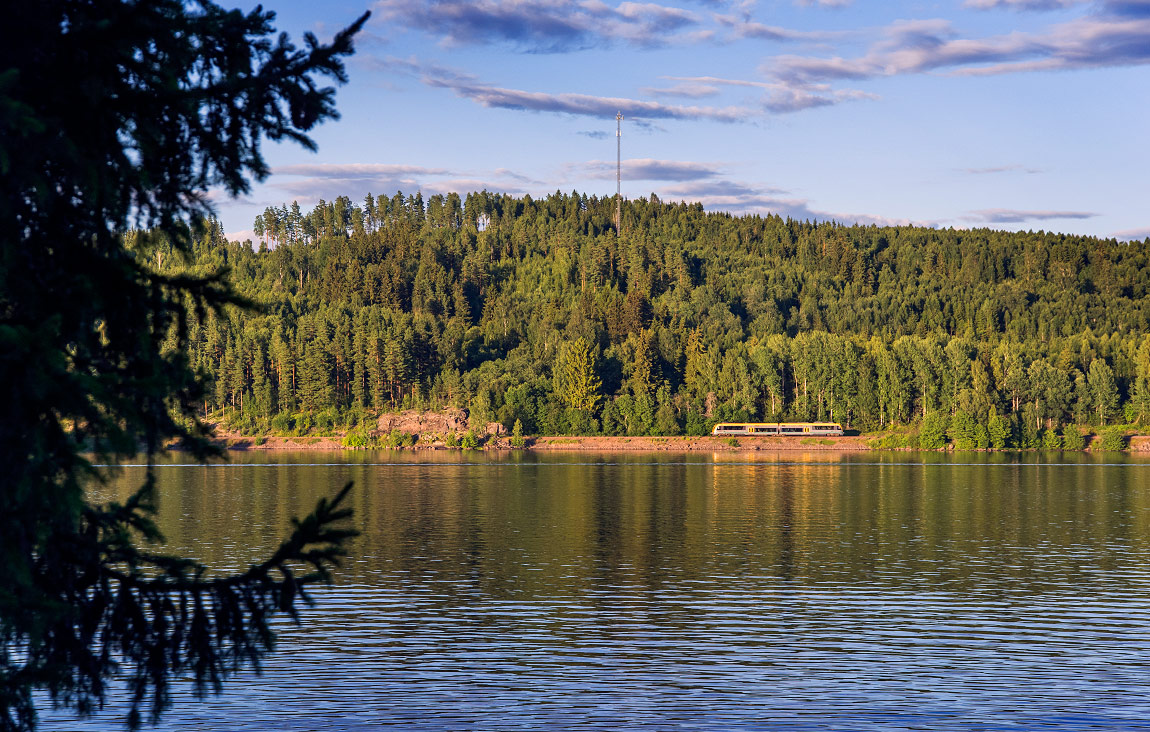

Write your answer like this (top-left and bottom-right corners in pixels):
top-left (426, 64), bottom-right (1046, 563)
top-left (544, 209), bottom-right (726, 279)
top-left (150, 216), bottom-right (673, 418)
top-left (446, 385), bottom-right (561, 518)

top-left (53, 451), bottom-right (1150, 730)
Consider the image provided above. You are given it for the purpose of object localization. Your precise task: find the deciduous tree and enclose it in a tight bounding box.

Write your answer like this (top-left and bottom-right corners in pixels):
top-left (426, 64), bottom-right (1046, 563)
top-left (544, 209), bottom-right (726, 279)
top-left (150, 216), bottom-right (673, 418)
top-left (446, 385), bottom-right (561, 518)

top-left (1088, 359), bottom-right (1120, 426)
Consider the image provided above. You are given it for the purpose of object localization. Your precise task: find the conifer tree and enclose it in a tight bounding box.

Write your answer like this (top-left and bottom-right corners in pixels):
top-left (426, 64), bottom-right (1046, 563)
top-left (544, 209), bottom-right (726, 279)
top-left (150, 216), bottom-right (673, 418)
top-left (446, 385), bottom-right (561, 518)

top-left (115, 181), bottom-right (1150, 441)
top-left (555, 337), bottom-right (603, 413)
top-left (0, 2), bottom-right (368, 728)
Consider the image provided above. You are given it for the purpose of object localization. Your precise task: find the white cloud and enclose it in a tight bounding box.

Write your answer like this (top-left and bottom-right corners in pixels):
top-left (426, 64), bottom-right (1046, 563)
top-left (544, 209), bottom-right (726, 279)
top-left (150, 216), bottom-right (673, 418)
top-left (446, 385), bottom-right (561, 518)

top-left (226, 228), bottom-right (257, 243)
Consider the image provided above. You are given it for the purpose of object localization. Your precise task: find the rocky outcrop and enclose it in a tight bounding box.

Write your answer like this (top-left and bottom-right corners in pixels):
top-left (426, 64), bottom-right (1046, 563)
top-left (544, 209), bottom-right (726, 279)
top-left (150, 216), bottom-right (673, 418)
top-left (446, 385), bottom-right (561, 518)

top-left (376, 408), bottom-right (469, 436)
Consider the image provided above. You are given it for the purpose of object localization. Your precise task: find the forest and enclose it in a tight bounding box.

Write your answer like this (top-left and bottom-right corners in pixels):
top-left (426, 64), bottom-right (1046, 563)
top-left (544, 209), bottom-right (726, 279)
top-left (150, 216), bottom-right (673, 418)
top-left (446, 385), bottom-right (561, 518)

top-left (151, 189), bottom-right (1150, 448)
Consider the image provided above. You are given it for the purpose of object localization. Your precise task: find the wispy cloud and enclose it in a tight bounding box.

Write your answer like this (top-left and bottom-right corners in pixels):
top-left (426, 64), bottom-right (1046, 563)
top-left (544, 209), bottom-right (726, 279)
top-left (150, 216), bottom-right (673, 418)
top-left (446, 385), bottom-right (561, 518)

top-left (762, 85), bottom-right (876, 112)
top-left (421, 177), bottom-right (535, 196)
top-left (663, 74), bottom-right (877, 112)
top-left (659, 179), bottom-right (784, 199)
top-left (640, 81), bottom-right (721, 98)
top-left (965, 0), bottom-right (1088, 10)
top-left (267, 163), bottom-right (445, 202)
top-left (962, 164), bottom-right (1044, 174)
top-left (763, 3), bottom-right (1150, 87)
top-left (1111, 226), bottom-right (1150, 240)
top-left (796, 0), bottom-right (853, 8)
top-left (657, 179), bottom-right (918, 226)
top-left (373, 0), bottom-right (707, 51)
top-left (664, 74), bottom-right (777, 89)
top-left (273, 163), bottom-right (450, 178)
top-left (493, 168), bottom-right (543, 184)
top-left (383, 58), bottom-right (753, 121)
top-left (965, 208), bottom-right (1098, 223)
top-left (713, 14), bottom-right (842, 41)
top-left (578, 158), bottom-right (725, 181)
top-left (265, 162), bottom-right (541, 204)
top-left (433, 78), bottom-right (749, 121)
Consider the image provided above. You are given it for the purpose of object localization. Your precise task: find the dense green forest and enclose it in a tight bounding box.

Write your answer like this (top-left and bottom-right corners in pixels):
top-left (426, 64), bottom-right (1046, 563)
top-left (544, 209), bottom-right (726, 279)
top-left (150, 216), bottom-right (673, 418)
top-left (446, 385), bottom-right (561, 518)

top-left (148, 190), bottom-right (1150, 448)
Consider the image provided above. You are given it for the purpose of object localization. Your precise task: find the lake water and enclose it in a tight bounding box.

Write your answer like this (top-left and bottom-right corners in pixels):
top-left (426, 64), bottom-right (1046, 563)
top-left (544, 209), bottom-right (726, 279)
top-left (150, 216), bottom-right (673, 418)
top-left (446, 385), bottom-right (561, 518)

top-left (51, 451), bottom-right (1150, 730)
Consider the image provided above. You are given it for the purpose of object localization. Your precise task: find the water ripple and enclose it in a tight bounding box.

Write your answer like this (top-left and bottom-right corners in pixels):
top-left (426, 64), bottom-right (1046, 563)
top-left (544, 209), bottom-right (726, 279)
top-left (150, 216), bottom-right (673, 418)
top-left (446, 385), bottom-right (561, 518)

top-left (51, 455), bottom-right (1150, 730)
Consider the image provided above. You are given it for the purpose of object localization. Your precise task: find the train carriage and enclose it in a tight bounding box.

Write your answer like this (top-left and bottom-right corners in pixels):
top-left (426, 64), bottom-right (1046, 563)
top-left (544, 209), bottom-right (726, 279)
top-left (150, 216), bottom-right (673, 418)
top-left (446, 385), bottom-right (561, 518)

top-left (711, 422), bottom-right (844, 436)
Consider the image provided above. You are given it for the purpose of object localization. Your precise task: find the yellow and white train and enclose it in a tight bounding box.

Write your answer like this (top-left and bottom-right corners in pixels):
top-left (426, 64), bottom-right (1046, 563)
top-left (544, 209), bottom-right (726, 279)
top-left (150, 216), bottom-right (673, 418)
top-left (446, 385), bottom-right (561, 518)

top-left (711, 422), bottom-right (844, 436)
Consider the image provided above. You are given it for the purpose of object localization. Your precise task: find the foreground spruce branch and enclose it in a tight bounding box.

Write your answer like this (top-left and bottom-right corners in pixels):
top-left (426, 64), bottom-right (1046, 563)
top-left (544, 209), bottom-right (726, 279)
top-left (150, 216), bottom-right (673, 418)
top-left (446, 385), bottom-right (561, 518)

top-left (0, 1), bottom-right (367, 728)
top-left (25, 481), bottom-right (356, 729)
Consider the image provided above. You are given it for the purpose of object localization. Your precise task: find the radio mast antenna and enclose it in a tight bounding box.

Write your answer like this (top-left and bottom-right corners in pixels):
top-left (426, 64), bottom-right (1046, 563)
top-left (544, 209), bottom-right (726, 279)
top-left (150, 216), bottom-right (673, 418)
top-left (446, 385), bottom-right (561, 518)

top-left (615, 111), bottom-right (623, 235)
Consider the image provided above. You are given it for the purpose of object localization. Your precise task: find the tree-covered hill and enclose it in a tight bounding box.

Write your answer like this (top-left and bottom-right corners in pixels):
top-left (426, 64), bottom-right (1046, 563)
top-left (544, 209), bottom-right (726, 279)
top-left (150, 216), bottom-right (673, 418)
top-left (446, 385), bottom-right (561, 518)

top-left (160, 190), bottom-right (1150, 446)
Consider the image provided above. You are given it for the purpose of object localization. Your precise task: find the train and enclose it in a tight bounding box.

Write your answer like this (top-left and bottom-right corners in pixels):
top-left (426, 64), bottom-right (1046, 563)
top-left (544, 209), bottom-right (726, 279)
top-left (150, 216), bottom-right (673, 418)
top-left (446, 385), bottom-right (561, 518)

top-left (711, 422), bottom-right (844, 437)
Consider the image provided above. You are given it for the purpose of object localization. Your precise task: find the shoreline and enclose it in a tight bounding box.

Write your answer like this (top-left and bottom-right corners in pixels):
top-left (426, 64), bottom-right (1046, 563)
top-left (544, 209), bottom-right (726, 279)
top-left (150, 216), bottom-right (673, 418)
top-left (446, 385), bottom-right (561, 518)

top-left (204, 432), bottom-right (1150, 453)
top-left (209, 433), bottom-right (873, 452)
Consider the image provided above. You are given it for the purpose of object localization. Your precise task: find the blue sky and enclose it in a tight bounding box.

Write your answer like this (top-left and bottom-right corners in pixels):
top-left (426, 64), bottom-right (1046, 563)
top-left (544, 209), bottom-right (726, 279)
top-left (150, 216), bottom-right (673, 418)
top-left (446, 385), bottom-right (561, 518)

top-left (216, 0), bottom-right (1150, 242)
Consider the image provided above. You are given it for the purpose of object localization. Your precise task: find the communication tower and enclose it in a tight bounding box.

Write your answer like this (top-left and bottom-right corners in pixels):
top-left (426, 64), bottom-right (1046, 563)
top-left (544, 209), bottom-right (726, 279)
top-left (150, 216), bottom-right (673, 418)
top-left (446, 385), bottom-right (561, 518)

top-left (615, 111), bottom-right (623, 235)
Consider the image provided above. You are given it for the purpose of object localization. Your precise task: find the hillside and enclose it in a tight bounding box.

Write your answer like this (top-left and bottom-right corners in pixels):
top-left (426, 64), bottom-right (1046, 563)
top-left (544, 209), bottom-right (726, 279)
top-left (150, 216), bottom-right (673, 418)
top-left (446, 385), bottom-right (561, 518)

top-left (150, 190), bottom-right (1150, 447)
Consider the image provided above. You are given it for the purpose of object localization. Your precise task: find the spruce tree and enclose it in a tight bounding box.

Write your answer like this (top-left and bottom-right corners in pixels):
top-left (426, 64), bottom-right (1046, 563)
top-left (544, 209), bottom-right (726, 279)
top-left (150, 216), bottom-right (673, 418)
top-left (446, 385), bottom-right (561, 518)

top-left (0, 2), bottom-right (368, 728)
top-left (555, 337), bottom-right (603, 413)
